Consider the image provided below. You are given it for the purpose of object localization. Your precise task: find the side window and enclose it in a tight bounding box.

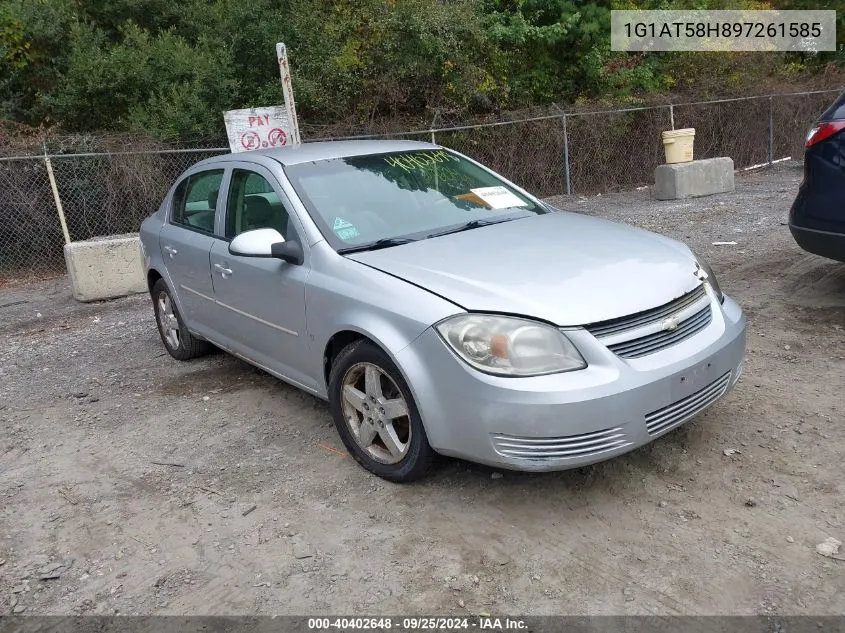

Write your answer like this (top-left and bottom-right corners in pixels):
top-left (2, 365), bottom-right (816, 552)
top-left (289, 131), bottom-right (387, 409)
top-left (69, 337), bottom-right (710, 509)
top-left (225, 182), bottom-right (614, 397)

top-left (171, 169), bottom-right (224, 234)
top-left (225, 169), bottom-right (295, 240)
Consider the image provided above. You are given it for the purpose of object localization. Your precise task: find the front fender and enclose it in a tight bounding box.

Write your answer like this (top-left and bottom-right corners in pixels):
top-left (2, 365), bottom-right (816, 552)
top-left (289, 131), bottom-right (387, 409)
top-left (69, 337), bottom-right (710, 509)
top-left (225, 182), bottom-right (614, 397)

top-left (305, 243), bottom-right (463, 397)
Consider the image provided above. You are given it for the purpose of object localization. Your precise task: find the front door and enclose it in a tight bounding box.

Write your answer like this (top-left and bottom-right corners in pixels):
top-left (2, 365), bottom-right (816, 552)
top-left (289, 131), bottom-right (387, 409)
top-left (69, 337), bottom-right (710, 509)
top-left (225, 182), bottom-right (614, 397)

top-left (208, 166), bottom-right (315, 391)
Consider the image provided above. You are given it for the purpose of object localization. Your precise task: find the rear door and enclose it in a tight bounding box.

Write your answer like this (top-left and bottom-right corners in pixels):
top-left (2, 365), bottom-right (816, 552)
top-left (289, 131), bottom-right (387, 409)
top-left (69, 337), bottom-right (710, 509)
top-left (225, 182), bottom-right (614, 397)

top-left (208, 164), bottom-right (316, 391)
top-left (159, 168), bottom-right (226, 336)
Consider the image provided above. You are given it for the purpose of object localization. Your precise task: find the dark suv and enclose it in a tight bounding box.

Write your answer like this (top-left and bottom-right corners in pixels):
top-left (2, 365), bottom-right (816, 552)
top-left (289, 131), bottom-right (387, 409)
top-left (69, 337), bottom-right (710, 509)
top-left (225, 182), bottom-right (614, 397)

top-left (789, 91), bottom-right (845, 263)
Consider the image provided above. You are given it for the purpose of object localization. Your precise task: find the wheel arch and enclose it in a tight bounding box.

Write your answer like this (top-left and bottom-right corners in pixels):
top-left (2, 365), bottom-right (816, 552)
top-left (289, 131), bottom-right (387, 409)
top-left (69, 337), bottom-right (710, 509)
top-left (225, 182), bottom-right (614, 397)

top-left (323, 329), bottom-right (377, 390)
top-left (146, 266), bottom-right (197, 341)
top-left (320, 324), bottom-right (426, 403)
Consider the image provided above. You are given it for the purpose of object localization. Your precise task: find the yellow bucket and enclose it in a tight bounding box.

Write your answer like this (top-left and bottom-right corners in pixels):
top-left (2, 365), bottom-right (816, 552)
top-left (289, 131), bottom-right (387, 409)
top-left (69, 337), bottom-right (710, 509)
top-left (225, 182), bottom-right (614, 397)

top-left (661, 128), bottom-right (695, 164)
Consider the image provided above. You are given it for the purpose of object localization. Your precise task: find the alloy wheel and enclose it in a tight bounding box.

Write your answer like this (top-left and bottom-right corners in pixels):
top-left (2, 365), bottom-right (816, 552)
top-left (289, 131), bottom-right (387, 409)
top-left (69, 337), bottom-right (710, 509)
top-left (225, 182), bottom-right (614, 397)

top-left (157, 291), bottom-right (180, 350)
top-left (340, 362), bottom-right (411, 464)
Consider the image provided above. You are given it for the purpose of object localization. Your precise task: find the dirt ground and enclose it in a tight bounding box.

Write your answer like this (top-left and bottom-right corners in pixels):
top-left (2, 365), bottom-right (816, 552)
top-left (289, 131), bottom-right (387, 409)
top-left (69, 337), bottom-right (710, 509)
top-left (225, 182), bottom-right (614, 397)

top-left (1, 162), bottom-right (844, 616)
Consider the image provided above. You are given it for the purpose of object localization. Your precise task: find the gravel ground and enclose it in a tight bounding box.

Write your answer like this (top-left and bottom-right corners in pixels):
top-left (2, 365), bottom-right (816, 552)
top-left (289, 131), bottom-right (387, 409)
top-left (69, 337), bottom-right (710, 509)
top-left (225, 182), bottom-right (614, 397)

top-left (1, 161), bottom-right (844, 616)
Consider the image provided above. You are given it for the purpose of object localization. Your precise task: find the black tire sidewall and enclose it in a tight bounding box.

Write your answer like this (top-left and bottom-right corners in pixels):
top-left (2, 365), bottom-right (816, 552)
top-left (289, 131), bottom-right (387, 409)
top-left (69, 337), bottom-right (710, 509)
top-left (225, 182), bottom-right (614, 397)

top-left (328, 341), bottom-right (433, 482)
top-left (151, 279), bottom-right (190, 359)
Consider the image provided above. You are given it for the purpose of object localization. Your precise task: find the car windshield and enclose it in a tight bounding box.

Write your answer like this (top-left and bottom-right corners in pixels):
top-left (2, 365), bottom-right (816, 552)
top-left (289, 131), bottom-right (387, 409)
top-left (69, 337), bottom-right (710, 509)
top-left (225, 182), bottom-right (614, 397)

top-left (283, 149), bottom-right (549, 252)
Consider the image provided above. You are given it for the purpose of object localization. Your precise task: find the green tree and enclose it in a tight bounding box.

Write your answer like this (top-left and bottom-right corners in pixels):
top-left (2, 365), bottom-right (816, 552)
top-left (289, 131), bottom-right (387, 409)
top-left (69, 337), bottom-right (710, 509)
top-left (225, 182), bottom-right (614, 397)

top-left (484, 0), bottom-right (612, 103)
top-left (0, 0), bottom-right (76, 124)
top-left (0, 0), bottom-right (842, 139)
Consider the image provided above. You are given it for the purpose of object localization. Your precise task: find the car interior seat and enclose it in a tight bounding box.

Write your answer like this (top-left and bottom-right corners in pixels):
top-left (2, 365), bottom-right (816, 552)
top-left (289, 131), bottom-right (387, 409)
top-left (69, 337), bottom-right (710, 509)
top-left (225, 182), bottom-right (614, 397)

top-left (242, 196), bottom-right (275, 232)
top-left (183, 189), bottom-right (218, 233)
top-left (242, 195), bottom-right (292, 238)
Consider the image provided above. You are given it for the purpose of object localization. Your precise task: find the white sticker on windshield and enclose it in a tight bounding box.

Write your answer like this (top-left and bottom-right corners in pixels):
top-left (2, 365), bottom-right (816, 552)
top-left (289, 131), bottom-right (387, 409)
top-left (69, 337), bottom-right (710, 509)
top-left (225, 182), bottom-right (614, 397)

top-left (470, 186), bottom-right (527, 209)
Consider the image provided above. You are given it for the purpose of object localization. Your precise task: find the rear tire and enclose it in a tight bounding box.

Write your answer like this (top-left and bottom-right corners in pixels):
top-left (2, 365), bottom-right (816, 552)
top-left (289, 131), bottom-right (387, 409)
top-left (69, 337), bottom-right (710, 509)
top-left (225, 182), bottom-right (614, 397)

top-left (151, 278), bottom-right (211, 361)
top-left (328, 340), bottom-right (434, 482)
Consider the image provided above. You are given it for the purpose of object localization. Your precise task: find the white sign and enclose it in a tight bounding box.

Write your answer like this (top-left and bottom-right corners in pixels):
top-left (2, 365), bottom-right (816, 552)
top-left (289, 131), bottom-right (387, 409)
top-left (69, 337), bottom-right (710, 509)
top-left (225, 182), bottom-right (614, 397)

top-left (224, 106), bottom-right (295, 153)
top-left (470, 186), bottom-right (527, 209)
top-left (223, 42), bottom-right (301, 153)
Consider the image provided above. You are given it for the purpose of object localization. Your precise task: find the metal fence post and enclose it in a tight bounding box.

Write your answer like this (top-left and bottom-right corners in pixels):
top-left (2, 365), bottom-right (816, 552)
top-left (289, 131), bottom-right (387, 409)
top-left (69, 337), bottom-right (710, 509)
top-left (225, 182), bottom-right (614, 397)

top-left (430, 109), bottom-right (439, 146)
top-left (768, 96), bottom-right (774, 165)
top-left (669, 104), bottom-right (675, 130)
top-left (43, 144), bottom-right (72, 245)
top-left (562, 113), bottom-right (572, 195)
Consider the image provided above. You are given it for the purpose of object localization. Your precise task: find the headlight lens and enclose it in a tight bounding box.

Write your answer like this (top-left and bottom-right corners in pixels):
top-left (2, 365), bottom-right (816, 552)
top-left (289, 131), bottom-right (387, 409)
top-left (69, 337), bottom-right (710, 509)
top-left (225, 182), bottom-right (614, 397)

top-left (435, 314), bottom-right (586, 376)
top-left (693, 253), bottom-right (724, 303)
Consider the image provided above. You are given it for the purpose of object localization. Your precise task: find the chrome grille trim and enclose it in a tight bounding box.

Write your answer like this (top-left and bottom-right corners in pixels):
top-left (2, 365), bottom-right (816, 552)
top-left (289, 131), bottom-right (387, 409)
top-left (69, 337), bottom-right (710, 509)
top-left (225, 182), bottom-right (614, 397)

top-left (645, 372), bottom-right (731, 436)
top-left (607, 304), bottom-right (712, 359)
top-left (731, 361), bottom-right (743, 385)
top-left (586, 285), bottom-right (708, 339)
top-left (492, 427), bottom-right (632, 459)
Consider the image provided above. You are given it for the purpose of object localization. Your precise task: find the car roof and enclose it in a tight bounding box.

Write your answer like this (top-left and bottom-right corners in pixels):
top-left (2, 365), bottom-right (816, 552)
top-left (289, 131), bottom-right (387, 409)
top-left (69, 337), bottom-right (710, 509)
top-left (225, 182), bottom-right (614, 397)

top-left (195, 139), bottom-right (439, 168)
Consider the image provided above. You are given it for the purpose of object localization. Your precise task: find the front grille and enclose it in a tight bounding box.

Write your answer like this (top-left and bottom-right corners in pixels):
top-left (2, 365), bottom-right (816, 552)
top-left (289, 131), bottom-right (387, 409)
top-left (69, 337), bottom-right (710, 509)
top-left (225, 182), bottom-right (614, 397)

top-left (586, 285), bottom-right (707, 338)
top-left (607, 305), bottom-right (712, 359)
top-left (492, 427), bottom-right (631, 460)
top-left (645, 371), bottom-right (731, 436)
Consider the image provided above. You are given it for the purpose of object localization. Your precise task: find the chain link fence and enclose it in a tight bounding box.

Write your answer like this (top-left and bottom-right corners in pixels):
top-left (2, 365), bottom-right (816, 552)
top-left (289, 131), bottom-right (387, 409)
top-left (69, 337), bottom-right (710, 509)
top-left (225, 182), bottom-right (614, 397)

top-left (0, 149), bottom-right (229, 283)
top-left (0, 88), bottom-right (840, 283)
top-left (0, 158), bottom-right (65, 278)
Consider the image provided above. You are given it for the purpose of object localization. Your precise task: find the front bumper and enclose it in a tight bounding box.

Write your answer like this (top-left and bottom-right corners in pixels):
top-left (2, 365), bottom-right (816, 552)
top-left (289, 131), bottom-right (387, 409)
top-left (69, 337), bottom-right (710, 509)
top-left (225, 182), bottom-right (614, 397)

top-left (395, 294), bottom-right (746, 471)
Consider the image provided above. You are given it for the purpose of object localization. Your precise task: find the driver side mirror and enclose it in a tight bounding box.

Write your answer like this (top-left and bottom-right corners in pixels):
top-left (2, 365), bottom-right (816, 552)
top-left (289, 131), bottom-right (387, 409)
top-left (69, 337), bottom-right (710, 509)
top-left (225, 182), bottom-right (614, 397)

top-left (228, 228), bottom-right (303, 265)
top-left (270, 240), bottom-right (304, 266)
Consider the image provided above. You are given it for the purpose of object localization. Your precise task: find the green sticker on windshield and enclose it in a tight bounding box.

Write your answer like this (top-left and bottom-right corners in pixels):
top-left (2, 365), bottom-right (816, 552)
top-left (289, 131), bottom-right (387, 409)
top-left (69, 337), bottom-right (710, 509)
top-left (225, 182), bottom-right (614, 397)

top-left (333, 217), bottom-right (360, 240)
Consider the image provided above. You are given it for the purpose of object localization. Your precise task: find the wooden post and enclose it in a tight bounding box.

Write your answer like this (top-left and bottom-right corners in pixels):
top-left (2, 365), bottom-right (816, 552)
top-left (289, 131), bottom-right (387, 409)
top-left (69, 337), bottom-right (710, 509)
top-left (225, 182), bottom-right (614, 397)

top-left (43, 146), bottom-right (71, 245)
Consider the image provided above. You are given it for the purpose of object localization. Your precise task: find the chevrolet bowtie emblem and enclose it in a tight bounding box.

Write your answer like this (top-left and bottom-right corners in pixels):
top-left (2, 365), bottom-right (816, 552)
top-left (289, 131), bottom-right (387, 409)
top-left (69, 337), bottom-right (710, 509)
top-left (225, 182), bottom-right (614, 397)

top-left (662, 315), bottom-right (681, 331)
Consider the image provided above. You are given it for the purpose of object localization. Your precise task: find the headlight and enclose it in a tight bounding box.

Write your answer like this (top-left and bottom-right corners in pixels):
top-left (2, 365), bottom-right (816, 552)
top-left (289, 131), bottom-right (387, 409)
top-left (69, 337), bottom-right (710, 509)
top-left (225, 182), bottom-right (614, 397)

top-left (435, 314), bottom-right (586, 376)
top-left (692, 253), bottom-right (724, 303)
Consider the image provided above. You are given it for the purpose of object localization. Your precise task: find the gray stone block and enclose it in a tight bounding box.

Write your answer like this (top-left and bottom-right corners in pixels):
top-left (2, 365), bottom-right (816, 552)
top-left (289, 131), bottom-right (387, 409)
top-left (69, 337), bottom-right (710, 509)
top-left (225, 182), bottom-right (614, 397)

top-left (64, 234), bottom-right (146, 302)
top-left (654, 157), bottom-right (735, 200)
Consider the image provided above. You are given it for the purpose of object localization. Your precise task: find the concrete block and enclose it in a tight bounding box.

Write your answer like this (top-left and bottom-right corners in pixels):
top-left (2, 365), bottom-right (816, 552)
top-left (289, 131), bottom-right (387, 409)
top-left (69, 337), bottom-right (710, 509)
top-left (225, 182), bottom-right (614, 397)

top-left (64, 233), bottom-right (146, 302)
top-left (654, 157), bottom-right (735, 200)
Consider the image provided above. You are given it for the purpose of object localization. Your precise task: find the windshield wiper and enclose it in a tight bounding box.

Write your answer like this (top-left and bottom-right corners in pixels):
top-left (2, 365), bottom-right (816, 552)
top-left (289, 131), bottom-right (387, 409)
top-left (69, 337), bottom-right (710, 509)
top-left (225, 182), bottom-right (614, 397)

top-left (337, 237), bottom-right (417, 255)
top-left (425, 217), bottom-right (515, 240)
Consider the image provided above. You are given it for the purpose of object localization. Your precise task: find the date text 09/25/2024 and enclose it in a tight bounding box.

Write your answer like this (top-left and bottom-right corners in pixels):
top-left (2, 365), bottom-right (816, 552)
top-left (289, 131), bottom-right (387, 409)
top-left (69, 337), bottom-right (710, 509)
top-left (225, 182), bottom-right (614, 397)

top-left (307, 617), bottom-right (528, 631)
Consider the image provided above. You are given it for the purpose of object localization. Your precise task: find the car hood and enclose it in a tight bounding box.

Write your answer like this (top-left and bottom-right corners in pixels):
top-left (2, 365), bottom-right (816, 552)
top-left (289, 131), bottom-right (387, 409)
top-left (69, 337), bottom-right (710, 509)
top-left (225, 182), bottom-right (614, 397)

top-left (347, 211), bottom-right (701, 326)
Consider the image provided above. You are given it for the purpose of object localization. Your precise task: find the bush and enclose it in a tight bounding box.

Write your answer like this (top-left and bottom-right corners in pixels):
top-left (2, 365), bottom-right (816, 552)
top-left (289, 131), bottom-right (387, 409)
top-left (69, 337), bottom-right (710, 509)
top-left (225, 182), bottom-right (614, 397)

top-left (1, 0), bottom-right (842, 140)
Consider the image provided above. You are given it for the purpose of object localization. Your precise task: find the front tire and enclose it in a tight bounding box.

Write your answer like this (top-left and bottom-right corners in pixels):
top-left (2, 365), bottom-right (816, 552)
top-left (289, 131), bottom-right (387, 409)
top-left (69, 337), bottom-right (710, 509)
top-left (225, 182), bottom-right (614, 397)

top-left (151, 279), bottom-right (210, 361)
top-left (328, 340), bottom-right (434, 482)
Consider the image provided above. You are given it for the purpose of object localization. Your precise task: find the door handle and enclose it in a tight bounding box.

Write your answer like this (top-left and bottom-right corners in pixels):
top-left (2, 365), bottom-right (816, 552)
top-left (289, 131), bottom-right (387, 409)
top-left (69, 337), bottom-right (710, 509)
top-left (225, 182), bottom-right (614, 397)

top-left (163, 245), bottom-right (178, 257)
top-left (214, 263), bottom-right (233, 277)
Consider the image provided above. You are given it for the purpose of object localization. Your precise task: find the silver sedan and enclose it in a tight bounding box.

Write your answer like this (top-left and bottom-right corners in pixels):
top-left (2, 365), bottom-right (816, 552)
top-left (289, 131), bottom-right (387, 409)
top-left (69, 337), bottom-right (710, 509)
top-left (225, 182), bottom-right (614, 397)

top-left (140, 140), bottom-right (746, 481)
